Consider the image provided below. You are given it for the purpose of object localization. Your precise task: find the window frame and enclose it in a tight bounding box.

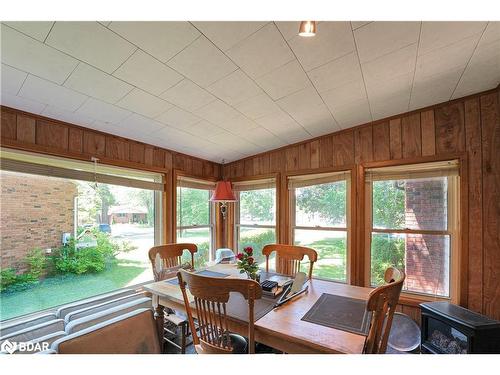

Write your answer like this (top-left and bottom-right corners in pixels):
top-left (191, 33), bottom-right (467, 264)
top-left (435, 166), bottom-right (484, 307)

top-left (363, 160), bottom-right (461, 301)
top-left (288, 170), bottom-right (352, 283)
top-left (233, 177), bottom-right (277, 255)
top-left (174, 172), bottom-right (217, 263)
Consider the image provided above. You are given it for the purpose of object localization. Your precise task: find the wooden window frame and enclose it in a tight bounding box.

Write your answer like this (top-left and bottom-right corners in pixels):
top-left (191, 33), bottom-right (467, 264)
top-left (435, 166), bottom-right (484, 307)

top-left (362, 158), bottom-right (463, 303)
top-left (288, 170), bottom-right (352, 283)
top-left (173, 170), bottom-right (217, 262)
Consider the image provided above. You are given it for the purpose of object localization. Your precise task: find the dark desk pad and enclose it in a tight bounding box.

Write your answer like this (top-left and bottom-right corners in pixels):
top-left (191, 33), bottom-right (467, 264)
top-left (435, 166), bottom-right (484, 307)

top-left (301, 293), bottom-right (371, 335)
top-left (165, 270), bottom-right (229, 285)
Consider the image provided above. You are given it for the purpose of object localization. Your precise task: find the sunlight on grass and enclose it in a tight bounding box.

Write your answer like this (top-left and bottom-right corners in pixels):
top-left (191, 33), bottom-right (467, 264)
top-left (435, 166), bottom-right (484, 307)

top-left (0, 260), bottom-right (148, 321)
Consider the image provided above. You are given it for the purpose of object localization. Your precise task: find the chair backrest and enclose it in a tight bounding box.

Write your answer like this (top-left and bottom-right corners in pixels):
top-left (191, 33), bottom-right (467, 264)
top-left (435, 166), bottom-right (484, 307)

top-left (364, 267), bottom-right (406, 354)
top-left (262, 244), bottom-right (318, 279)
top-left (384, 267), bottom-right (403, 284)
top-left (148, 243), bottom-right (198, 281)
top-left (52, 308), bottom-right (161, 354)
top-left (177, 269), bottom-right (262, 354)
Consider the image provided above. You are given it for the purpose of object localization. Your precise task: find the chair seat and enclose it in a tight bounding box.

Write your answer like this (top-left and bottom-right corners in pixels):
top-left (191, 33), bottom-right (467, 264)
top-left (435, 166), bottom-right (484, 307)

top-left (164, 313), bottom-right (187, 326)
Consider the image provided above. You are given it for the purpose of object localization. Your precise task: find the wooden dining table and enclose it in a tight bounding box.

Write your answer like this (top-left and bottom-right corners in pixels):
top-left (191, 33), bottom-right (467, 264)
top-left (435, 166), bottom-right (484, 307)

top-left (143, 263), bottom-right (372, 354)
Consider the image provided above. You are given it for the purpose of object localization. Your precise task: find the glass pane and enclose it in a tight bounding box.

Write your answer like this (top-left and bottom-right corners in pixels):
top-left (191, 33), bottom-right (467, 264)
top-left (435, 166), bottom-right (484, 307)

top-left (1, 170), bottom-right (156, 321)
top-left (239, 188), bottom-right (276, 225)
top-left (176, 187), bottom-right (210, 227)
top-left (295, 180), bottom-right (346, 227)
top-left (237, 227), bottom-right (276, 268)
top-left (371, 232), bottom-right (450, 297)
top-left (427, 317), bottom-right (468, 354)
top-left (294, 229), bottom-right (347, 282)
top-left (372, 177), bottom-right (448, 231)
top-left (176, 227), bottom-right (211, 269)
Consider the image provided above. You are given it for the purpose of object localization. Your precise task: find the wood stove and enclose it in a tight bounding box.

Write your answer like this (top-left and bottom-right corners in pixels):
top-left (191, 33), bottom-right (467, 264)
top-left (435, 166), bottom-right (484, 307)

top-left (420, 302), bottom-right (500, 354)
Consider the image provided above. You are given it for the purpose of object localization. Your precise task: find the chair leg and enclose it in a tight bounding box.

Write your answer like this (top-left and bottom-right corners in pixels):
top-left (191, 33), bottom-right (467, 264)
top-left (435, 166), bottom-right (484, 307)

top-left (181, 323), bottom-right (186, 354)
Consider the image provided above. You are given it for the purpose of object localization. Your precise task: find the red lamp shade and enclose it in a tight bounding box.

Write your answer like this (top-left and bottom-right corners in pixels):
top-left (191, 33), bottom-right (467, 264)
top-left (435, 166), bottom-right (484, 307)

top-left (210, 181), bottom-right (237, 202)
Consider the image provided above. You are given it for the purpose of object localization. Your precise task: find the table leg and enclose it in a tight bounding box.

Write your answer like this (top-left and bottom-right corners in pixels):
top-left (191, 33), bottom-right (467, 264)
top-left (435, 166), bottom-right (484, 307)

top-left (153, 295), bottom-right (164, 349)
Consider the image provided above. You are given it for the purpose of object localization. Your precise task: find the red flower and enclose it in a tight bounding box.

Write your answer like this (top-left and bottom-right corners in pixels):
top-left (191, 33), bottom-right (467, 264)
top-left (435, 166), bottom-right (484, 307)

top-left (247, 257), bottom-right (254, 265)
top-left (244, 246), bottom-right (253, 255)
top-left (236, 253), bottom-right (244, 260)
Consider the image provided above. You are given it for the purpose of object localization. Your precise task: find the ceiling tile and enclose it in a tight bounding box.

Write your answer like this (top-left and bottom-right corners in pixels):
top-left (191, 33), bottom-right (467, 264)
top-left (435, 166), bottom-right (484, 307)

top-left (207, 69), bottom-right (262, 105)
top-left (185, 120), bottom-right (226, 138)
top-left (361, 43), bottom-right (417, 83)
top-left (238, 126), bottom-right (287, 149)
top-left (116, 88), bottom-right (173, 118)
top-left (0, 93), bottom-right (46, 114)
top-left (167, 36), bottom-right (237, 87)
top-left (75, 98), bottom-right (132, 124)
top-left (118, 113), bottom-right (165, 134)
top-left (160, 79), bottom-right (216, 111)
top-left (194, 99), bottom-right (240, 124)
top-left (256, 60), bottom-right (310, 100)
top-left (45, 22), bottom-right (136, 73)
top-left (271, 124), bottom-right (311, 144)
top-left (226, 23), bottom-right (295, 78)
top-left (288, 22), bottom-right (355, 71)
top-left (86, 120), bottom-right (122, 134)
top-left (419, 22), bottom-right (487, 55)
top-left (192, 21), bottom-right (268, 51)
top-left (331, 98), bottom-right (372, 129)
top-left (207, 130), bottom-right (257, 151)
top-left (2, 21), bottom-right (54, 42)
top-left (156, 106), bottom-right (201, 129)
top-left (113, 49), bottom-right (183, 96)
top-left (1, 24), bottom-right (78, 84)
top-left (1, 64), bottom-right (28, 95)
top-left (415, 34), bottom-right (480, 80)
top-left (478, 22), bottom-right (500, 46)
top-left (108, 21), bottom-right (200, 62)
top-left (308, 52), bottom-right (363, 93)
top-left (365, 71), bottom-right (413, 102)
top-left (255, 109), bottom-right (303, 133)
top-left (218, 114), bottom-right (260, 134)
top-left (274, 21), bottom-right (300, 41)
top-left (321, 79), bottom-right (367, 111)
top-left (19, 75), bottom-right (88, 112)
top-left (351, 21), bottom-right (372, 30)
top-left (452, 38), bottom-right (500, 98)
top-left (64, 62), bottom-right (133, 103)
top-left (370, 90), bottom-right (411, 120)
top-left (234, 93), bottom-right (279, 120)
top-left (355, 21), bottom-right (420, 63)
top-left (300, 108), bottom-right (340, 136)
top-left (410, 68), bottom-right (463, 110)
top-left (41, 105), bottom-right (96, 127)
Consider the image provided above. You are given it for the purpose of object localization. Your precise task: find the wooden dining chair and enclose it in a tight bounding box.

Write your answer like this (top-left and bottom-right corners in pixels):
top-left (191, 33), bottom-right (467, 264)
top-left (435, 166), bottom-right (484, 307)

top-left (177, 268), bottom-right (262, 354)
top-left (148, 243), bottom-right (198, 354)
top-left (262, 244), bottom-right (318, 279)
top-left (363, 267), bottom-right (406, 354)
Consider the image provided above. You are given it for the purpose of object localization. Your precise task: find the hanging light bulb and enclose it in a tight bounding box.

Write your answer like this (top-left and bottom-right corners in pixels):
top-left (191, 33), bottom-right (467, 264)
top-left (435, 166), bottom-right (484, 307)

top-left (298, 21), bottom-right (317, 37)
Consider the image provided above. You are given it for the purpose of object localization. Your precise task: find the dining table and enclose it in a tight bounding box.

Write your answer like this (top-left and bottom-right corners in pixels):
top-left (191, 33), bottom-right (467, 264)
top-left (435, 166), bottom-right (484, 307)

top-left (143, 263), bottom-right (373, 354)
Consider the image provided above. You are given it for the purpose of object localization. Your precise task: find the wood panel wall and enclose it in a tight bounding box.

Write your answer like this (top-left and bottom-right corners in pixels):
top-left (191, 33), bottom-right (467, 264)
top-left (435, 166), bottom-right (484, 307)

top-left (0, 106), bottom-right (222, 243)
top-left (222, 87), bottom-right (500, 321)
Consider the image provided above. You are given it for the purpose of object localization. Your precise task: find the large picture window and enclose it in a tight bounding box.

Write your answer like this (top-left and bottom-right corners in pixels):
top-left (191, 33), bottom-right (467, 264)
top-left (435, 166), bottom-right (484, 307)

top-left (234, 178), bottom-right (276, 267)
top-left (366, 160), bottom-right (459, 298)
top-left (0, 149), bottom-right (163, 321)
top-left (176, 177), bottom-right (215, 268)
top-left (289, 171), bottom-right (350, 282)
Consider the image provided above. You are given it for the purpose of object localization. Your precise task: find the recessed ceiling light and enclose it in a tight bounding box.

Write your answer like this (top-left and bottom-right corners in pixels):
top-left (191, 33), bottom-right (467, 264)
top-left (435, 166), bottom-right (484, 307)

top-left (298, 21), bottom-right (317, 37)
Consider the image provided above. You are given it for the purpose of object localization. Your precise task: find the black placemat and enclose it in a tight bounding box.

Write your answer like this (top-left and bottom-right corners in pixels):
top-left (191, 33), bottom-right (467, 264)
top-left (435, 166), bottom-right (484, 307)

top-left (301, 293), bottom-right (371, 335)
top-left (165, 269), bottom-right (229, 285)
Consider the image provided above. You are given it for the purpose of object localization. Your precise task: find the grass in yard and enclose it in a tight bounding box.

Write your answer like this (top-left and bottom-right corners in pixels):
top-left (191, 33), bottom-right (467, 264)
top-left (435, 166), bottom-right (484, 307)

top-left (296, 237), bottom-right (347, 282)
top-left (0, 259), bottom-right (148, 321)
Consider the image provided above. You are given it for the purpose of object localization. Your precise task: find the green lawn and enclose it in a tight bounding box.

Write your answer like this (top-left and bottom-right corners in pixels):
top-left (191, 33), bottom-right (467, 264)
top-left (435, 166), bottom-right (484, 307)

top-left (0, 259), bottom-right (148, 321)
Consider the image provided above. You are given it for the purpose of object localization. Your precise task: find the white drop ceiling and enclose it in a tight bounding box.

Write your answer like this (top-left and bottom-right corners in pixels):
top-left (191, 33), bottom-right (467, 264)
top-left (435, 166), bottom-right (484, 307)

top-left (1, 21), bottom-right (499, 162)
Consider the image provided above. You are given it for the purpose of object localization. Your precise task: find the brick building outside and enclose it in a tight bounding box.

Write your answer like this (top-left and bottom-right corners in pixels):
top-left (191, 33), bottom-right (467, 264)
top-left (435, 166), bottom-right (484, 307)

top-left (0, 171), bottom-right (78, 272)
top-left (405, 178), bottom-right (449, 296)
